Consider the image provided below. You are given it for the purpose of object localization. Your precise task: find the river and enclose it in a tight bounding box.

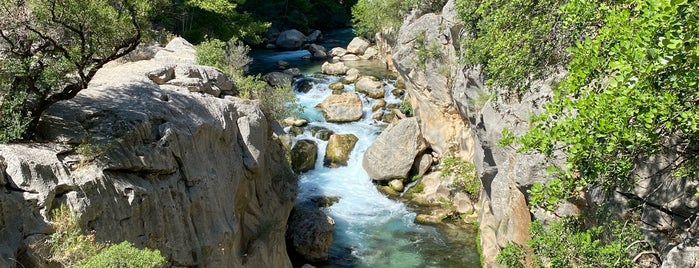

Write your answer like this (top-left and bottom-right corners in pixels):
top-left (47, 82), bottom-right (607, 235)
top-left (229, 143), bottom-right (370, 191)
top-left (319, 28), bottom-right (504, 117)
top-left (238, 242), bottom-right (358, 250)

top-left (250, 29), bottom-right (480, 267)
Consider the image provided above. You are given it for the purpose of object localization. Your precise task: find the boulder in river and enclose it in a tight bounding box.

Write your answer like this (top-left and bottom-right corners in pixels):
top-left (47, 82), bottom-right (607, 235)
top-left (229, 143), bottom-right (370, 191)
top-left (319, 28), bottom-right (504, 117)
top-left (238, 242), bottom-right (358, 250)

top-left (324, 133), bottom-right (359, 167)
top-left (329, 47), bottom-right (348, 57)
top-left (262, 72), bottom-right (294, 87)
top-left (343, 68), bottom-right (361, 84)
top-left (355, 76), bottom-right (385, 99)
top-left (276, 29), bottom-right (307, 50)
top-left (360, 47), bottom-right (378, 60)
top-left (317, 92), bottom-right (363, 122)
top-left (307, 30), bottom-right (322, 43)
top-left (308, 44), bottom-right (328, 60)
top-left (347, 37), bottom-right (371, 55)
top-left (321, 61), bottom-right (349, 75)
top-left (291, 140), bottom-right (318, 173)
top-left (362, 117), bottom-right (427, 180)
top-left (286, 207), bottom-right (335, 262)
top-left (340, 54), bottom-right (360, 61)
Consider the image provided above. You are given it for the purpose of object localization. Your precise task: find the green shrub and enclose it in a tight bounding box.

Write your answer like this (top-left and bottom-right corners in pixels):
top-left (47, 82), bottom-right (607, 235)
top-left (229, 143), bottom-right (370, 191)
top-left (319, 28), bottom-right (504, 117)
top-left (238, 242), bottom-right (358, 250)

top-left (48, 206), bottom-right (104, 266)
top-left (77, 241), bottom-right (166, 268)
top-left (413, 31), bottom-right (442, 70)
top-left (352, 0), bottom-right (420, 37)
top-left (195, 38), bottom-right (300, 121)
top-left (528, 217), bottom-right (643, 267)
top-left (440, 156), bottom-right (480, 200)
top-left (47, 206), bottom-right (166, 267)
top-left (399, 100), bottom-right (414, 117)
top-left (496, 242), bottom-right (526, 268)
top-left (456, 0), bottom-right (571, 96)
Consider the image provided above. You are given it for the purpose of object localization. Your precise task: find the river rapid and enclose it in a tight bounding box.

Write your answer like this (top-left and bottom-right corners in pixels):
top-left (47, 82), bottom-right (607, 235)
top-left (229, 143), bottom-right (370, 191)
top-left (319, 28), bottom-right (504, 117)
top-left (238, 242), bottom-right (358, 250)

top-left (250, 29), bottom-right (480, 267)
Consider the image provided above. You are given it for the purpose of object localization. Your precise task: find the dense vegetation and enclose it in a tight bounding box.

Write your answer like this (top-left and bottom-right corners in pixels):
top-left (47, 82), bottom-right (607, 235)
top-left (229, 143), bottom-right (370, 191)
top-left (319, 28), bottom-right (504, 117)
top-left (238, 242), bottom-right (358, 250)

top-left (238, 0), bottom-right (357, 34)
top-left (47, 206), bottom-right (166, 267)
top-left (455, 0), bottom-right (698, 266)
top-left (352, 0), bottom-right (446, 37)
top-left (0, 0), bottom-right (155, 142)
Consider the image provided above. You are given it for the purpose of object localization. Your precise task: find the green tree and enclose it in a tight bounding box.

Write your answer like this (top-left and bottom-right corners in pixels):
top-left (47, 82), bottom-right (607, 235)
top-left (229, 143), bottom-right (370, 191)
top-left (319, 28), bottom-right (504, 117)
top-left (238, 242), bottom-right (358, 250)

top-left (456, 0), bottom-right (572, 95)
top-left (519, 0), bottom-right (699, 210)
top-left (0, 0), bottom-right (157, 142)
top-left (153, 0), bottom-right (269, 44)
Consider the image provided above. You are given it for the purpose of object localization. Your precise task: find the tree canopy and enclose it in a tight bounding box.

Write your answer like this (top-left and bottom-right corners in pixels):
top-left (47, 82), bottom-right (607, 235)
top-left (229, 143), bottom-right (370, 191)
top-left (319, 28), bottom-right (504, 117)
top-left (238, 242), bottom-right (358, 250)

top-left (0, 0), bottom-right (157, 142)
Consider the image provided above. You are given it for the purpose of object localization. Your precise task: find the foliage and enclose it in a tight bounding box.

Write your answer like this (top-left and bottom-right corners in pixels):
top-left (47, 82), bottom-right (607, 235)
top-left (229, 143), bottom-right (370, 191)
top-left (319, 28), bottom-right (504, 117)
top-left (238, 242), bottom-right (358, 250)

top-left (153, 0), bottom-right (269, 44)
top-left (528, 217), bottom-right (643, 267)
top-left (239, 0), bottom-right (357, 33)
top-left (351, 0), bottom-right (418, 37)
top-left (195, 38), bottom-right (300, 121)
top-left (455, 0), bottom-right (572, 95)
top-left (77, 241), bottom-right (166, 268)
top-left (441, 156), bottom-right (480, 200)
top-left (413, 31), bottom-right (442, 70)
top-left (76, 138), bottom-right (116, 166)
top-left (399, 99), bottom-right (414, 117)
top-left (0, 0), bottom-right (156, 142)
top-left (498, 127), bottom-right (515, 148)
top-left (519, 0), bottom-right (699, 209)
top-left (496, 242), bottom-right (526, 268)
top-left (48, 206), bottom-right (166, 267)
top-left (48, 206), bottom-right (104, 266)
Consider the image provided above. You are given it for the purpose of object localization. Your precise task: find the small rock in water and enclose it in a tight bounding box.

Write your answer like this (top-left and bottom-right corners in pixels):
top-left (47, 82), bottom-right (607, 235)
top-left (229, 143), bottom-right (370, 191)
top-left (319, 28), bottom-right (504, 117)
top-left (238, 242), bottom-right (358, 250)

top-left (372, 99), bottom-right (387, 111)
top-left (283, 117), bottom-right (308, 127)
top-left (389, 179), bottom-right (405, 192)
top-left (310, 195), bottom-right (340, 207)
top-left (378, 185), bottom-right (400, 196)
top-left (277, 60), bottom-right (290, 69)
top-left (329, 82), bottom-right (344, 91)
top-left (371, 110), bottom-right (384, 121)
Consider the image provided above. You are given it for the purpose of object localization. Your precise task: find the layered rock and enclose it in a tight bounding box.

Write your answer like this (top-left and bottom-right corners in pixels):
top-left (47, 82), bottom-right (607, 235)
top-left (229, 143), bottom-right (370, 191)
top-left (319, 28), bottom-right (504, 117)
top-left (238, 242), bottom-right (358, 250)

top-left (317, 93), bottom-right (363, 122)
top-left (362, 118), bottom-right (426, 181)
top-left (0, 38), bottom-right (297, 268)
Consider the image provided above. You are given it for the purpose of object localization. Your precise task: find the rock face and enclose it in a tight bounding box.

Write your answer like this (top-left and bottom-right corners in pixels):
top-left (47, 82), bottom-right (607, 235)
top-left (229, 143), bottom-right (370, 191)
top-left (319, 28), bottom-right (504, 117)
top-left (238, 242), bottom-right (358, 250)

top-left (276, 29), bottom-right (307, 50)
top-left (324, 134), bottom-right (359, 167)
top-left (362, 118), bottom-right (426, 181)
top-left (355, 76), bottom-right (385, 99)
top-left (0, 38), bottom-right (297, 268)
top-left (317, 93), bottom-right (363, 122)
top-left (291, 140), bottom-right (318, 173)
top-left (286, 207), bottom-right (334, 262)
top-left (386, 0), bottom-right (699, 266)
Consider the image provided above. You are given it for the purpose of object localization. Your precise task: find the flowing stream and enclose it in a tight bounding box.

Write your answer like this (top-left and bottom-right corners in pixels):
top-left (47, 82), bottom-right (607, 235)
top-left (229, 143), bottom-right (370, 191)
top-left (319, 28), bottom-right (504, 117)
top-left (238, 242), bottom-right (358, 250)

top-left (250, 30), bottom-right (480, 267)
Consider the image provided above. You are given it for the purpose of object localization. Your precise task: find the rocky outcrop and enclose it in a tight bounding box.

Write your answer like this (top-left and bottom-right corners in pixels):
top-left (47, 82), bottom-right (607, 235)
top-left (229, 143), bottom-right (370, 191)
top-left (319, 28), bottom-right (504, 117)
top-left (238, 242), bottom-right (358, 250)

top-left (317, 93), bottom-right (363, 122)
top-left (387, 0), bottom-right (699, 266)
top-left (362, 118), bottom-right (426, 181)
top-left (324, 134), bottom-right (359, 167)
top-left (291, 140), bottom-right (318, 173)
top-left (0, 38), bottom-right (297, 268)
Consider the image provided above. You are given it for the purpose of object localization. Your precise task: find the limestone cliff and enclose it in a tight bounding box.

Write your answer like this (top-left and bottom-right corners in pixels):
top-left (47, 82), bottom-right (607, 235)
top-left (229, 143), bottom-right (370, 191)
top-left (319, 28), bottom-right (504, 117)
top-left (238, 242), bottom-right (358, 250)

top-left (0, 38), bottom-right (297, 267)
top-left (384, 0), bottom-right (698, 267)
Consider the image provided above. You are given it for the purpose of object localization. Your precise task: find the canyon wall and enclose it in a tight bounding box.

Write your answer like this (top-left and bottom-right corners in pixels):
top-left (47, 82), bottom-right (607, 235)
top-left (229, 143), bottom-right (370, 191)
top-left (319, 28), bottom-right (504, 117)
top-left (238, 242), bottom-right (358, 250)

top-left (0, 38), bottom-right (297, 267)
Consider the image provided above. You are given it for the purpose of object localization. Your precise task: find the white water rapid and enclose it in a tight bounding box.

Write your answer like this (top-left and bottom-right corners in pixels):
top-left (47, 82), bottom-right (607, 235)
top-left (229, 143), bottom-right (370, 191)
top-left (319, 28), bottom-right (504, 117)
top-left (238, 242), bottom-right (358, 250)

top-left (290, 70), bottom-right (480, 268)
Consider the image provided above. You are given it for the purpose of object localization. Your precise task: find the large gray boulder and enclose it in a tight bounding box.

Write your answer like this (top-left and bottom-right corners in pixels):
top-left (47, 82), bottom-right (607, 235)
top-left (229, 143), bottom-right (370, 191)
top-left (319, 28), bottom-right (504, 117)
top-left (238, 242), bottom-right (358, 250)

top-left (317, 93), bottom-right (363, 122)
top-left (0, 37), bottom-right (297, 268)
top-left (661, 236), bottom-right (699, 268)
top-left (291, 140), bottom-right (318, 173)
top-left (324, 134), bottom-right (358, 167)
top-left (362, 117), bottom-right (426, 180)
top-left (286, 207), bottom-right (334, 262)
top-left (346, 37), bottom-right (371, 55)
top-left (276, 29), bottom-right (307, 50)
top-left (262, 71), bottom-right (294, 88)
top-left (355, 76), bottom-right (385, 99)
